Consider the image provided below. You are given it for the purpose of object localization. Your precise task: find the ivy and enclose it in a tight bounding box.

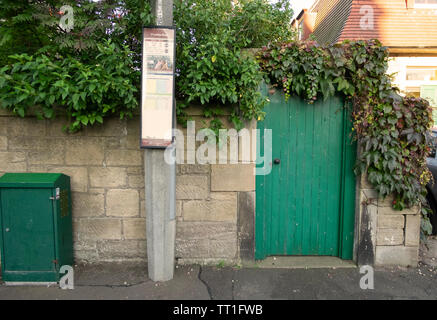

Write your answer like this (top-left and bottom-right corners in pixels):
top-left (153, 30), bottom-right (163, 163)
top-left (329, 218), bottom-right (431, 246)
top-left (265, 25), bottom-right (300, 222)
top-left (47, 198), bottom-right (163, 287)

top-left (258, 39), bottom-right (434, 228)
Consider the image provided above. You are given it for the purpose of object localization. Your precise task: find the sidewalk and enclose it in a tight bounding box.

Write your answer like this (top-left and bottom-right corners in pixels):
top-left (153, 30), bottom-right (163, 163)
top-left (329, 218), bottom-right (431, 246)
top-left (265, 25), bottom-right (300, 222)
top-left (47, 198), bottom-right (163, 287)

top-left (0, 261), bottom-right (436, 300)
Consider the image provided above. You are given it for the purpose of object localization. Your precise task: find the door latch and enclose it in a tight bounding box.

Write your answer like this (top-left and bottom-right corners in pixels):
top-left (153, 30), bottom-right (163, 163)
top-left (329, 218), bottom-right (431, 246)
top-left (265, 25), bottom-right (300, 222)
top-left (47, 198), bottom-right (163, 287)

top-left (50, 188), bottom-right (61, 200)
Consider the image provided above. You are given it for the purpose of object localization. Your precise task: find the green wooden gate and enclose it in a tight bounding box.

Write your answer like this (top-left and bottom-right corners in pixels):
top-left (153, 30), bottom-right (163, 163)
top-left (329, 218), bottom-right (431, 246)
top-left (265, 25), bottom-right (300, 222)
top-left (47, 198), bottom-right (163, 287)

top-left (255, 87), bottom-right (356, 260)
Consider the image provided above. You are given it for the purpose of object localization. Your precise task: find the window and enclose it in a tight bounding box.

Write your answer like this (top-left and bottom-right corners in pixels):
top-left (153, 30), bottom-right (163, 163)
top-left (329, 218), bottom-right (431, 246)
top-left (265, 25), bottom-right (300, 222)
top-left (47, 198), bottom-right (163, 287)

top-left (406, 66), bottom-right (437, 81)
top-left (421, 85), bottom-right (437, 128)
top-left (298, 21), bottom-right (304, 40)
top-left (415, 0), bottom-right (437, 8)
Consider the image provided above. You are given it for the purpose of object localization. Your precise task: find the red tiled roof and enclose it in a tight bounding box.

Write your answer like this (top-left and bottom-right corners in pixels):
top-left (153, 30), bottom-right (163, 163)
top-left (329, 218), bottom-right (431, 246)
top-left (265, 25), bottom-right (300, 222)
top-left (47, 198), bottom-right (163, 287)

top-left (339, 0), bottom-right (437, 47)
top-left (311, 0), bottom-right (437, 48)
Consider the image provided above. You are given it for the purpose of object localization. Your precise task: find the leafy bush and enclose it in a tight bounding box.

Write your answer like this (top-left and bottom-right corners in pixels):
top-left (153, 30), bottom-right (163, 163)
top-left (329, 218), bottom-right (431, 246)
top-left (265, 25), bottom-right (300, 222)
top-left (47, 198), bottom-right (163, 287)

top-left (0, 41), bottom-right (138, 131)
top-left (174, 0), bottom-right (295, 130)
top-left (0, 0), bottom-right (153, 130)
top-left (0, 0), bottom-right (294, 131)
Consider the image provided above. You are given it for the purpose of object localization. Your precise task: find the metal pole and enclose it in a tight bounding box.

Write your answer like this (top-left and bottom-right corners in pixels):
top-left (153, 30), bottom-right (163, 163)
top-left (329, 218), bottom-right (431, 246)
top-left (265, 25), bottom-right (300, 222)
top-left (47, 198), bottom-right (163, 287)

top-left (145, 0), bottom-right (175, 282)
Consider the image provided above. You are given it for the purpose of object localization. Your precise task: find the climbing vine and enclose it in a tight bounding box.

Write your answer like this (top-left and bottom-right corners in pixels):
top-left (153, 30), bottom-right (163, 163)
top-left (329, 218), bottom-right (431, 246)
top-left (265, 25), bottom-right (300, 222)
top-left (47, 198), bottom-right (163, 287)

top-left (257, 39), bottom-right (434, 224)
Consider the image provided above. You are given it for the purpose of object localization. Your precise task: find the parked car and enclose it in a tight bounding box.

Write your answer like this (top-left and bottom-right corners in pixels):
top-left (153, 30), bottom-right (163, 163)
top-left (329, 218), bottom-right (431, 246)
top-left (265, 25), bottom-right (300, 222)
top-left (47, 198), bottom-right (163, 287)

top-left (426, 129), bottom-right (437, 235)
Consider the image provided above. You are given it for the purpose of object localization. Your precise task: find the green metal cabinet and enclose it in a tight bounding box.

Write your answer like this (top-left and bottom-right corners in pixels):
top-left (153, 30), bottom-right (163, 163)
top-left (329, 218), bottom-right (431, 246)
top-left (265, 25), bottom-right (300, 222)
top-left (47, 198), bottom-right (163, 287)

top-left (0, 173), bottom-right (73, 283)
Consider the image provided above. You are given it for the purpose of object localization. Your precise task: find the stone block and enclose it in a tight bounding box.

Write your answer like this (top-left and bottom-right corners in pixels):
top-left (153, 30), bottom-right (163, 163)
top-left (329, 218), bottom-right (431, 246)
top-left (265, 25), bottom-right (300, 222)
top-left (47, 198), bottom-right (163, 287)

top-left (376, 228), bottom-right (404, 246)
top-left (176, 175), bottom-right (208, 200)
top-left (140, 200), bottom-right (146, 218)
top-left (177, 164), bottom-right (210, 175)
top-left (127, 167), bottom-right (143, 175)
top-left (73, 241), bottom-right (98, 262)
top-left (97, 240), bottom-right (147, 260)
top-left (105, 137), bottom-right (121, 149)
top-left (357, 194), bottom-right (378, 265)
top-left (378, 215), bottom-right (405, 229)
top-left (106, 149), bottom-right (142, 166)
top-left (28, 165), bottom-right (47, 172)
top-left (7, 117), bottom-right (46, 137)
top-left (375, 246), bottom-right (418, 267)
top-left (86, 118), bottom-right (127, 137)
top-left (66, 138), bottom-right (104, 165)
top-left (379, 205), bottom-right (420, 215)
top-left (28, 139), bottom-right (65, 165)
top-left (8, 137), bottom-right (46, 150)
top-left (0, 136), bottom-right (7, 150)
top-left (0, 117), bottom-right (8, 135)
top-left (0, 152), bottom-right (26, 172)
top-left (121, 134), bottom-right (139, 149)
top-left (106, 189), bottom-right (139, 217)
top-left (211, 164), bottom-right (255, 191)
top-left (89, 167), bottom-right (127, 188)
top-left (48, 166), bottom-right (88, 192)
top-left (176, 200), bottom-right (183, 217)
top-left (175, 239), bottom-right (210, 258)
top-left (176, 222), bottom-right (236, 240)
top-left (209, 239), bottom-right (237, 258)
top-left (72, 192), bottom-right (104, 217)
top-left (405, 215), bottom-right (421, 246)
top-left (77, 218), bottom-right (122, 240)
top-left (360, 174), bottom-right (374, 189)
top-left (123, 218), bottom-right (146, 240)
top-left (238, 191), bottom-right (255, 260)
top-left (238, 120), bottom-right (257, 164)
top-left (182, 192), bottom-right (237, 222)
top-left (128, 175), bottom-right (144, 188)
top-left (88, 188), bottom-right (105, 194)
top-left (126, 118), bottom-right (140, 136)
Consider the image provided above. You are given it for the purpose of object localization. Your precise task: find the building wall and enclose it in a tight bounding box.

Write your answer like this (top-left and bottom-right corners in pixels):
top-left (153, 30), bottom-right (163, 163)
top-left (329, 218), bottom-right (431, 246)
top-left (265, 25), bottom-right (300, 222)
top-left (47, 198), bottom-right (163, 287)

top-left (388, 57), bottom-right (437, 94)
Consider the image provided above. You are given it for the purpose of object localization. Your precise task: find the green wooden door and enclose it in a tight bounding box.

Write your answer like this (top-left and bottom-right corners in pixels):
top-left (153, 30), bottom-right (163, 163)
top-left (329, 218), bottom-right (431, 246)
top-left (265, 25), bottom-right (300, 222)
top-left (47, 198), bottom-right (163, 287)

top-left (255, 88), bottom-right (356, 260)
top-left (1, 188), bottom-right (56, 271)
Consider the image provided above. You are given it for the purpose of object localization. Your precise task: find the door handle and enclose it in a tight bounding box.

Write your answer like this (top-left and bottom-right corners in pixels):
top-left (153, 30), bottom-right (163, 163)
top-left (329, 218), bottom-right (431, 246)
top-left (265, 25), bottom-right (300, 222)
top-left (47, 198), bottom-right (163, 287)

top-left (274, 158), bottom-right (281, 164)
top-left (5, 228), bottom-right (10, 232)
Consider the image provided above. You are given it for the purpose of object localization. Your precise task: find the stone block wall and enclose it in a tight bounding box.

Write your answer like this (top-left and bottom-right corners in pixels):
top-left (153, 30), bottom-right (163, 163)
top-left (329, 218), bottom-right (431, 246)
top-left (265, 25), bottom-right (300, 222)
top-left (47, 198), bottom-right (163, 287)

top-left (0, 109), bottom-right (256, 264)
top-left (358, 175), bottom-right (421, 267)
top-left (175, 163), bottom-right (255, 264)
top-left (0, 114), bottom-right (147, 262)
top-left (0, 109), bottom-right (423, 267)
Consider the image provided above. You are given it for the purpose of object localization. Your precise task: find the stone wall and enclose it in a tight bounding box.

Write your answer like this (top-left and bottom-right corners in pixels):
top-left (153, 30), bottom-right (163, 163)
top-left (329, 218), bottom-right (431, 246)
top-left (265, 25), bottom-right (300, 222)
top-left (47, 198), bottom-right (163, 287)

top-left (0, 109), bottom-right (422, 267)
top-left (358, 175), bottom-right (421, 267)
top-left (0, 109), bottom-right (255, 264)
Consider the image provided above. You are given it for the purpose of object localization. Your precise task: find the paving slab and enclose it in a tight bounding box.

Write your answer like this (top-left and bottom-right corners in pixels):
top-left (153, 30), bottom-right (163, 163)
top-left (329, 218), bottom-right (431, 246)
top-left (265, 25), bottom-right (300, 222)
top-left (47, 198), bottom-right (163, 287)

top-left (199, 263), bottom-right (437, 300)
top-left (0, 264), bottom-right (209, 300)
top-left (0, 262), bottom-right (437, 300)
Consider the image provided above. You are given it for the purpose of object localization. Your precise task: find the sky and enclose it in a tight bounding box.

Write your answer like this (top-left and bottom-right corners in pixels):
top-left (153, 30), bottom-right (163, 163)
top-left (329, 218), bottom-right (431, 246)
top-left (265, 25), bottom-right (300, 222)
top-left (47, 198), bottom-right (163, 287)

top-left (290, 0), bottom-right (316, 18)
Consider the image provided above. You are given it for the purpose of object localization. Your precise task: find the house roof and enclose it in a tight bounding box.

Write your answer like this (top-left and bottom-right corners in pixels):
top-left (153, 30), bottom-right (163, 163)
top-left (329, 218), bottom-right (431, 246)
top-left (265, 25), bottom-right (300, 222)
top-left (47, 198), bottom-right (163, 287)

top-left (310, 0), bottom-right (437, 49)
top-left (312, 0), bottom-right (353, 45)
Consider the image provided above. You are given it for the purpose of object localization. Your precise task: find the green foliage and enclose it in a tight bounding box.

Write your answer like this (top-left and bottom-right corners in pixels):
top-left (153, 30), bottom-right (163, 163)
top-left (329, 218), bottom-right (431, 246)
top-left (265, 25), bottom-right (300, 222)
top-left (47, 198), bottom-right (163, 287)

top-left (0, 0), bottom-right (153, 64)
top-left (0, 0), bottom-right (294, 131)
top-left (0, 0), bottom-right (153, 130)
top-left (174, 0), bottom-right (295, 130)
top-left (258, 39), bottom-right (434, 216)
top-left (0, 40), bottom-right (139, 131)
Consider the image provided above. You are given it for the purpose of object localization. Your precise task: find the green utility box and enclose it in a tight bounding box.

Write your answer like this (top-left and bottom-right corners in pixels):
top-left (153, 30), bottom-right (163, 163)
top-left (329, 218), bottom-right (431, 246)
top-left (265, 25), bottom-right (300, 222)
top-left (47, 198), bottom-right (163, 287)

top-left (0, 173), bottom-right (73, 283)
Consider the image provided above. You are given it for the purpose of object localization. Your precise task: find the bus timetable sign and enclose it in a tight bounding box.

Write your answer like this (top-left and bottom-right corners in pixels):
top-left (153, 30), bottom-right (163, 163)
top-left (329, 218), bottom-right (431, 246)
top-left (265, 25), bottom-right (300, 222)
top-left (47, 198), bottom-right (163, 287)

top-left (140, 26), bottom-right (176, 148)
